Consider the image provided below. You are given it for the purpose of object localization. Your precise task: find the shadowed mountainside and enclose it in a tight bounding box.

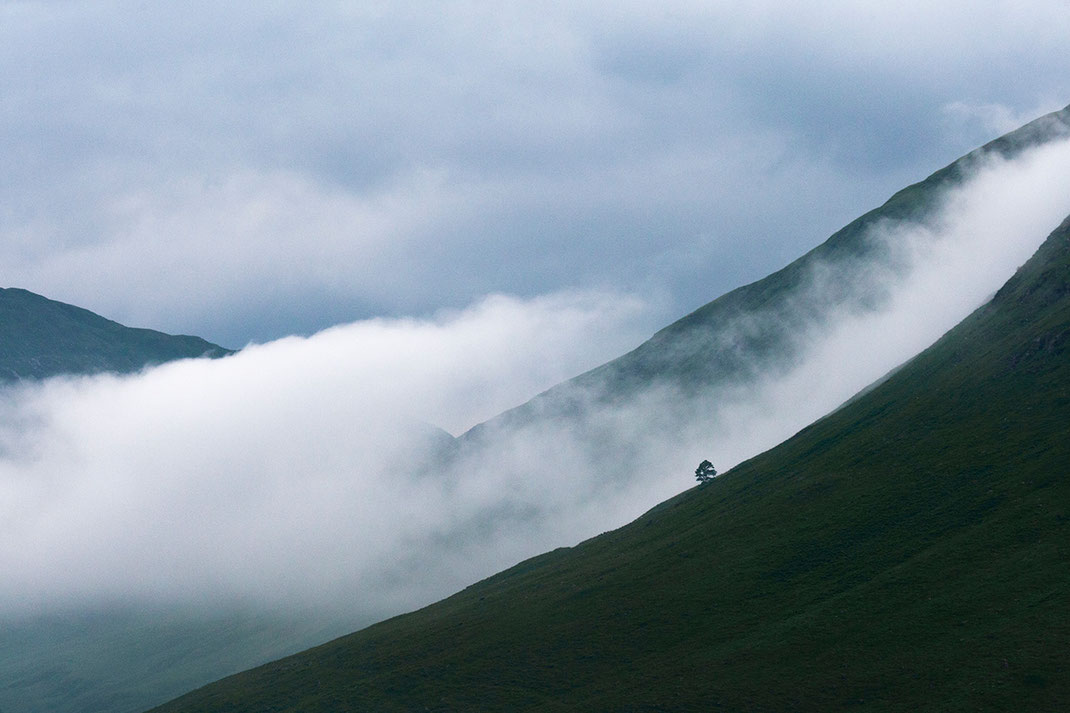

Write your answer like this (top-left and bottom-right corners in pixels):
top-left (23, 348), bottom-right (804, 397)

top-left (147, 221), bottom-right (1070, 709)
top-left (5, 109), bottom-right (1070, 713)
top-left (461, 103), bottom-right (1070, 443)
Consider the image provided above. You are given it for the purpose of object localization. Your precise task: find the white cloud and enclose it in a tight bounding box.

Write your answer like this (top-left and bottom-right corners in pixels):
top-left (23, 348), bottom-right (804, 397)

top-left (942, 100), bottom-right (1068, 137)
top-left (0, 289), bottom-right (652, 616)
top-left (8, 169), bottom-right (465, 340)
top-left (1, 136), bottom-right (1068, 622)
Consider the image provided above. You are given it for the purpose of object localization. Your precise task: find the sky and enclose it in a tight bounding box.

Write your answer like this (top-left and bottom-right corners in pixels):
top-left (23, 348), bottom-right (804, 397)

top-left (2, 1), bottom-right (1070, 348)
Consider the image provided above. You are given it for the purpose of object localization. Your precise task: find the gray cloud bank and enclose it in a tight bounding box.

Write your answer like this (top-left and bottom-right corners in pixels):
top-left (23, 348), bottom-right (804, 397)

top-left (2, 1), bottom-right (1069, 345)
top-left (1, 137), bottom-right (1069, 622)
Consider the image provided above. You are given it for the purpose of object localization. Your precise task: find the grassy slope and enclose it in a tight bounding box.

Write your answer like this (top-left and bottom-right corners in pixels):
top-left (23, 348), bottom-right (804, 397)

top-left (151, 217), bottom-right (1070, 712)
top-left (0, 287), bottom-right (232, 382)
top-left (462, 103), bottom-right (1070, 439)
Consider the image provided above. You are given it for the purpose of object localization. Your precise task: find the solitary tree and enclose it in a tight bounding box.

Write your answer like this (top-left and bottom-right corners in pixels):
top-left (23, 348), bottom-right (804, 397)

top-left (695, 459), bottom-right (717, 484)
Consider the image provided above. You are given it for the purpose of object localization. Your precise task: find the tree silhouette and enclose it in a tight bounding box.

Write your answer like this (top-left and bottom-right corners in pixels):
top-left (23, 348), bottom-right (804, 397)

top-left (694, 459), bottom-right (717, 484)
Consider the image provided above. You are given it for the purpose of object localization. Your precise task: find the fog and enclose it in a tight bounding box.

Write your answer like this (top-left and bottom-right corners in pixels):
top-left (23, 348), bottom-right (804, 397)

top-left (2, 138), bottom-right (1070, 623)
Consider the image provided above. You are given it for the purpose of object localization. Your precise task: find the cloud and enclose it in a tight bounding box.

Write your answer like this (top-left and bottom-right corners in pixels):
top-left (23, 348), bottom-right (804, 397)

top-left (1, 136), bottom-right (1068, 623)
top-left (12, 169), bottom-right (470, 346)
top-left (942, 100), bottom-right (1068, 137)
top-left (0, 289), bottom-right (653, 617)
top-left (3, 1), bottom-right (1068, 345)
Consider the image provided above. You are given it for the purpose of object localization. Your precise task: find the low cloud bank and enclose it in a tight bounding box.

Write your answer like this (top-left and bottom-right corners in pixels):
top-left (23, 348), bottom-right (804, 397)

top-left (2, 138), bottom-right (1070, 621)
top-left (0, 292), bottom-right (653, 617)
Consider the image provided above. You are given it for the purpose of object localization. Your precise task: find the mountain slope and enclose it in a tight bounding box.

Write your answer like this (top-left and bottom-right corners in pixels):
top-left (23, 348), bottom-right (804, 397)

top-left (461, 103), bottom-right (1070, 441)
top-left (0, 287), bottom-right (231, 382)
top-left (9, 108), bottom-right (1068, 713)
top-left (150, 216), bottom-right (1070, 712)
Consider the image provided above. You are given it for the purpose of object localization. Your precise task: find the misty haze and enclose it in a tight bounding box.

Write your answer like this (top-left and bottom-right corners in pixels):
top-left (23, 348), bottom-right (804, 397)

top-left (3, 135), bottom-right (1069, 622)
top-left (3, 3), bottom-right (1070, 712)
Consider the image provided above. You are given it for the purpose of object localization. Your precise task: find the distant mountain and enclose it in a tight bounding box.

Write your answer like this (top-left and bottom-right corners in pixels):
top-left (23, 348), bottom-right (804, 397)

top-left (0, 287), bottom-right (232, 382)
top-left (0, 288), bottom-right (253, 713)
top-left (148, 213), bottom-right (1070, 711)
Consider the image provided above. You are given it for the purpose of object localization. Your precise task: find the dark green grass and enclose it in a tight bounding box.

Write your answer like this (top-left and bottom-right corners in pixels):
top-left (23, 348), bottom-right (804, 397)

top-left (149, 228), bottom-right (1070, 709)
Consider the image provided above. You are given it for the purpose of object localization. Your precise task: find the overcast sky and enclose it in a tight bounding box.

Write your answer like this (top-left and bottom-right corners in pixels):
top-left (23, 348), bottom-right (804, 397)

top-left (3, 1), bottom-right (1070, 347)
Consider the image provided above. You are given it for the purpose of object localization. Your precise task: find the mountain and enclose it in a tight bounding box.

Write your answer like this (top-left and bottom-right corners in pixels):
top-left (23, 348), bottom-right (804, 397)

top-left (0, 287), bottom-right (232, 382)
top-left (395, 103), bottom-right (1070, 607)
top-left (6, 108), bottom-right (1070, 713)
top-left (461, 103), bottom-right (1070, 443)
top-left (147, 213), bottom-right (1070, 710)
top-left (0, 288), bottom-right (273, 713)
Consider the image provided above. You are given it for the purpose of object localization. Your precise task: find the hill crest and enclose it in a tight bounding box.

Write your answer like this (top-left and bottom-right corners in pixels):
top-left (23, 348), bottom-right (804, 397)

top-left (0, 287), bottom-right (232, 382)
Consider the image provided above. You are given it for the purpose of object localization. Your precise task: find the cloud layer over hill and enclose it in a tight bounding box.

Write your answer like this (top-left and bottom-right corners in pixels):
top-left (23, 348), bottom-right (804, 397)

top-left (1, 138), bottom-right (1070, 621)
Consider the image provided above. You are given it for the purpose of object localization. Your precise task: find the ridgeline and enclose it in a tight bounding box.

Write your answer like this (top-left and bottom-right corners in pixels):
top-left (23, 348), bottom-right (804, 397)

top-left (149, 219), bottom-right (1070, 709)
top-left (0, 287), bottom-right (231, 383)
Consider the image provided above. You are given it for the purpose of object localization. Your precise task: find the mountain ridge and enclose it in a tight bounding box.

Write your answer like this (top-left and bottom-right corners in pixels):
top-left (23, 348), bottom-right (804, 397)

top-left (0, 287), bottom-right (232, 382)
top-left (460, 103), bottom-right (1070, 442)
top-left (145, 191), bottom-right (1070, 710)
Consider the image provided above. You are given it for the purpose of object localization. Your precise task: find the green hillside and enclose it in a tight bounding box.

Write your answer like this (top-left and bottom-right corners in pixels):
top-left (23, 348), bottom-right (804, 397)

top-left (150, 216), bottom-right (1070, 711)
top-left (0, 287), bottom-right (231, 382)
top-left (5, 108), bottom-right (1068, 713)
top-left (462, 103), bottom-right (1070, 440)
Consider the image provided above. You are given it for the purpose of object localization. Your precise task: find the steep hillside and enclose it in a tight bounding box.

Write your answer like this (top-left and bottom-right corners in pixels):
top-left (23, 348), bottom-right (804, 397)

top-left (0, 287), bottom-right (231, 382)
top-left (7, 107), bottom-right (1068, 713)
top-left (151, 216), bottom-right (1070, 712)
top-left (462, 103), bottom-right (1070, 440)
